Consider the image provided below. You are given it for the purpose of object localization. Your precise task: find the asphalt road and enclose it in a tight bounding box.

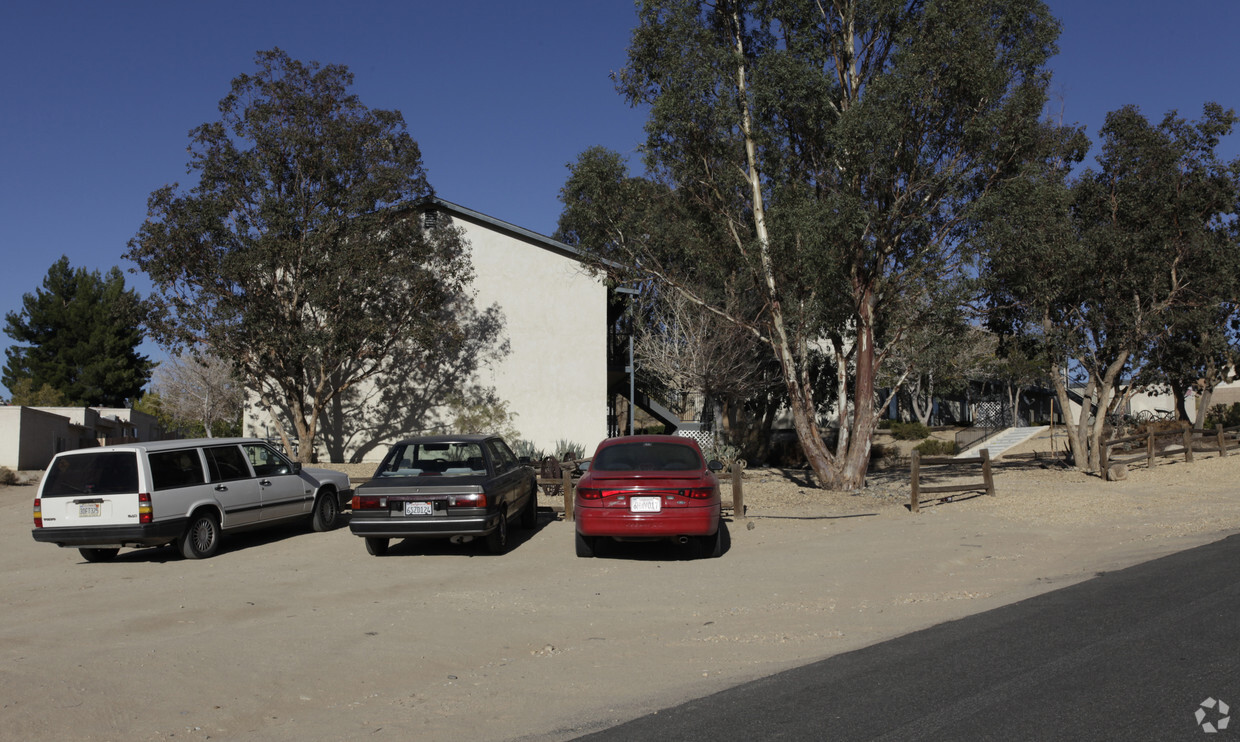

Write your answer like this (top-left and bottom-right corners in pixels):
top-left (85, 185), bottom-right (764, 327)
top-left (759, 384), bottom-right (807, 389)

top-left (575, 533), bottom-right (1240, 741)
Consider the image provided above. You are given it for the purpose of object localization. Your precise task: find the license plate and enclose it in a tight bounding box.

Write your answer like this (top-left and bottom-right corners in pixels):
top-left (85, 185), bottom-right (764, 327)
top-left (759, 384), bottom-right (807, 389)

top-left (404, 501), bottom-right (433, 516)
top-left (630, 497), bottom-right (662, 513)
top-left (78, 503), bottom-right (100, 517)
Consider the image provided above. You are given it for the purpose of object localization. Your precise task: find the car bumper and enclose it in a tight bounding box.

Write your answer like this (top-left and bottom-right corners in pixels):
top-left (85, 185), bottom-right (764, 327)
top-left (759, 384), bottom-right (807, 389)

top-left (575, 504), bottom-right (719, 539)
top-left (31, 520), bottom-right (187, 548)
top-left (348, 513), bottom-right (500, 539)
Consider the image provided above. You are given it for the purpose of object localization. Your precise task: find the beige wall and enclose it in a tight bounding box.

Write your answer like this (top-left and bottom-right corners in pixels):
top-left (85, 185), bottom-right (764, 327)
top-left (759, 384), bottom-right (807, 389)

top-left (243, 209), bottom-right (611, 463)
top-left (0, 407), bottom-right (72, 470)
top-left (457, 218), bottom-right (609, 456)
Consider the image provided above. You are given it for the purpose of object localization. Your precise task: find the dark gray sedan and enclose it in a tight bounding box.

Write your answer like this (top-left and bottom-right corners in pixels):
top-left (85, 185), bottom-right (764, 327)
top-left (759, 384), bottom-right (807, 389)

top-left (348, 434), bottom-right (538, 556)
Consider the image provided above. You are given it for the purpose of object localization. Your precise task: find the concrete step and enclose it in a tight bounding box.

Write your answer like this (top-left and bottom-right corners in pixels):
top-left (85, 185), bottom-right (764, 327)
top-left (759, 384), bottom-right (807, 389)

top-left (956, 426), bottom-right (1048, 458)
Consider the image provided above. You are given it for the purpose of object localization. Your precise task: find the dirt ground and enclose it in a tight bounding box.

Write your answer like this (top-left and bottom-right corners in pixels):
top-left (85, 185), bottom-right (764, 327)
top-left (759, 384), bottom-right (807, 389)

top-left (3, 430), bottom-right (1238, 741)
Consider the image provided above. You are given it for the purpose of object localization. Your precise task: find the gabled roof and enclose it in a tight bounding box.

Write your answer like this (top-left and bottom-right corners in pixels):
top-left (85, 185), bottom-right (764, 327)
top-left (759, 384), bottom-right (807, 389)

top-left (420, 196), bottom-right (588, 263)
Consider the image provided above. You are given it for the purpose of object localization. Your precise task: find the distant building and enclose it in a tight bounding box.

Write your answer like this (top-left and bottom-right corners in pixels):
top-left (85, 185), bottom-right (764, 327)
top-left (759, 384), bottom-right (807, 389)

top-left (0, 405), bottom-right (162, 471)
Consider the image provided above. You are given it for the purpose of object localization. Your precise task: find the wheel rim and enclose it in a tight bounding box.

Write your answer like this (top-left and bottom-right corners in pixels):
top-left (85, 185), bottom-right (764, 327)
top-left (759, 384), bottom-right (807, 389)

top-left (192, 519), bottom-right (216, 553)
top-left (320, 496), bottom-right (337, 522)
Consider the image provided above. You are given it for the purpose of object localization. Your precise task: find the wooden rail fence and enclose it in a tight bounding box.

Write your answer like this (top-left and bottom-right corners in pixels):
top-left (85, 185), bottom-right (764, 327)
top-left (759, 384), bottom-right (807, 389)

top-left (1101, 422), bottom-right (1240, 481)
top-left (909, 449), bottom-right (994, 514)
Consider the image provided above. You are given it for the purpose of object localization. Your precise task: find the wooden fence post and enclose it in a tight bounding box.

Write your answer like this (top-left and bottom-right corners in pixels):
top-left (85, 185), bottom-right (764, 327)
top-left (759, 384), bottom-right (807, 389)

top-left (1146, 428), bottom-right (1156, 470)
top-left (731, 461), bottom-right (745, 519)
top-left (562, 469), bottom-right (573, 522)
top-left (1182, 422), bottom-right (1194, 464)
top-left (981, 448), bottom-right (995, 496)
top-left (909, 451), bottom-right (921, 514)
top-left (1219, 424), bottom-right (1228, 457)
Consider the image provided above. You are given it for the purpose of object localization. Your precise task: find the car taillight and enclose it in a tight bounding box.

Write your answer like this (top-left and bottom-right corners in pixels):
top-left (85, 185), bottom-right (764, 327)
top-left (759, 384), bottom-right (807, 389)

top-left (685, 487), bottom-right (715, 500)
top-left (33, 498), bottom-right (42, 528)
top-left (449, 494), bottom-right (486, 507)
top-left (576, 487), bottom-right (603, 500)
top-left (353, 495), bottom-right (387, 510)
top-left (139, 493), bottom-right (153, 524)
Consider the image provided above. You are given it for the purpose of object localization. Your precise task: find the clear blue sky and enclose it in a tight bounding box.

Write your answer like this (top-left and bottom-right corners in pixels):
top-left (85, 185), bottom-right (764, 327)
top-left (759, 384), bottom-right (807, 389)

top-left (2, 0), bottom-right (1237, 400)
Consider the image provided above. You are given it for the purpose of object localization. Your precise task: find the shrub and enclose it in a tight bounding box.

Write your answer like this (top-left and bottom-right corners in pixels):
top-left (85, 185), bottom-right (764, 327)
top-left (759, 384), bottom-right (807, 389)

top-left (1205, 402), bottom-right (1240, 429)
top-left (510, 439), bottom-right (545, 461)
top-left (0, 467), bottom-right (18, 486)
top-left (554, 440), bottom-right (585, 460)
top-left (890, 421), bottom-right (932, 440)
top-left (914, 438), bottom-right (957, 456)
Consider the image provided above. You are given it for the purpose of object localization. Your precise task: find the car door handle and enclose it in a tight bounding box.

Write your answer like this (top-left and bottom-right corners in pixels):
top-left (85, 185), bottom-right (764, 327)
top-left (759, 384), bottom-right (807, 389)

top-left (260, 479), bottom-right (272, 486)
top-left (215, 485), bottom-right (228, 492)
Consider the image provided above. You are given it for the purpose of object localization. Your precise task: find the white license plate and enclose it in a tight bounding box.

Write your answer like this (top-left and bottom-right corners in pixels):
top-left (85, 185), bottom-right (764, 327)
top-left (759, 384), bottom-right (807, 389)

top-left (78, 503), bottom-right (100, 517)
top-left (404, 501), bottom-right (433, 516)
top-left (630, 497), bottom-right (662, 513)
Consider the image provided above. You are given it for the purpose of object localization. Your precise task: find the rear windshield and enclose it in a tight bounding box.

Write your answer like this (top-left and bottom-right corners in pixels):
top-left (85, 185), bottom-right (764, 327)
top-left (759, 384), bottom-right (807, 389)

top-left (42, 451), bottom-right (140, 496)
top-left (592, 442), bottom-right (703, 472)
top-left (375, 441), bottom-right (487, 478)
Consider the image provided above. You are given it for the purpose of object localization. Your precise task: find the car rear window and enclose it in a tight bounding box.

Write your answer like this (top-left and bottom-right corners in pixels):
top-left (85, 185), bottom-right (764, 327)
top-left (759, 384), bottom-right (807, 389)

top-left (592, 442), bottom-right (703, 472)
top-left (149, 449), bottom-right (207, 490)
top-left (376, 441), bottom-right (487, 478)
top-left (42, 451), bottom-right (140, 497)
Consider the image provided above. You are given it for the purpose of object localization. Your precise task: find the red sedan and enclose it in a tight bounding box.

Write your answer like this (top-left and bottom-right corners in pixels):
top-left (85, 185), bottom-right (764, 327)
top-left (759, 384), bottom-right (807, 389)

top-left (573, 435), bottom-right (724, 558)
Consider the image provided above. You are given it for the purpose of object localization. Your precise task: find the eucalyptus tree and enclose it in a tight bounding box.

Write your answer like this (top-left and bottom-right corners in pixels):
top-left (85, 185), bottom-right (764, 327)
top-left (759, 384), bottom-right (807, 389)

top-left (127, 49), bottom-right (472, 461)
top-left (981, 104), bottom-right (1240, 472)
top-left (561, 0), bottom-right (1058, 489)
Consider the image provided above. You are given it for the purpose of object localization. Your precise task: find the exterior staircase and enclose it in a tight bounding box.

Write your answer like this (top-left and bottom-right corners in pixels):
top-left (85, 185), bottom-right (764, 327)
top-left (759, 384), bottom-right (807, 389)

top-left (955, 426), bottom-right (1048, 458)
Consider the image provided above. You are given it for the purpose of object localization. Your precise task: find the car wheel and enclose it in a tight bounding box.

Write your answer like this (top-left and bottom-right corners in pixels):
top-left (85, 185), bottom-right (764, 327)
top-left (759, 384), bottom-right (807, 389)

top-left (365, 537), bottom-right (389, 556)
top-left (485, 511), bottom-right (509, 554)
top-left (79, 547), bottom-right (119, 563)
top-left (311, 488), bottom-right (340, 532)
top-left (178, 511), bottom-right (221, 559)
top-left (575, 530), bottom-right (595, 558)
top-left (698, 529), bottom-right (723, 559)
top-left (520, 484), bottom-right (538, 529)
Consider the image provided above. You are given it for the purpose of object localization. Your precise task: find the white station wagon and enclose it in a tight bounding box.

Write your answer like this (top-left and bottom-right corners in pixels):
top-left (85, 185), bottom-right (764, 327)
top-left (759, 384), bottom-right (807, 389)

top-left (31, 438), bottom-right (352, 561)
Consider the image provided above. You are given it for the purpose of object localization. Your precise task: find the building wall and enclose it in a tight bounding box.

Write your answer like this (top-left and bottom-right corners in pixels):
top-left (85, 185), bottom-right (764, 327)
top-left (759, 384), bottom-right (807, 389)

top-left (242, 208), bottom-right (611, 463)
top-left (457, 218), bottom-right (609, 456)
top-left (0, 407), bottom-right (72, 470)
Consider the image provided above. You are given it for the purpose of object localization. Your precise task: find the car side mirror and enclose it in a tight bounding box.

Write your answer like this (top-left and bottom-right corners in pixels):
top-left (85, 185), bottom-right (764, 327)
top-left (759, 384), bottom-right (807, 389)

top-left (518, 456), bottom-right (531, 465)
top-left (707, 460), bottom-right (724, 471)
top-left (290, 462), bottom-right (302, 474)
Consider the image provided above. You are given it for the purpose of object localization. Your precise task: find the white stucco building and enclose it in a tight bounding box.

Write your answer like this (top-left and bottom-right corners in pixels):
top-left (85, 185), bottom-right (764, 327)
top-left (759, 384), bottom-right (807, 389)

top-left (241, 199), bottom-right (612, 463)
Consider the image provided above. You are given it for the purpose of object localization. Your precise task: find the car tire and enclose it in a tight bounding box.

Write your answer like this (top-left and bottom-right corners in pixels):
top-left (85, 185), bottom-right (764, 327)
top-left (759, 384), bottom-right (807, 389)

top-left (698, 529), bottom-right (723, 559)
top-left (178, 511), bottom-right (221, 559)
top-left (311, 488), bottom-right (340, 532)
top-left (79, 547), bottom-right (119, 562)
top-left (364, 537), bottom-right (389, 556)
top-left (575, 530), bottom-right (595, 558)
top-left (520, 484), bottom-right (538, 529)
top-left (485, 511), bottom-right (509, 554)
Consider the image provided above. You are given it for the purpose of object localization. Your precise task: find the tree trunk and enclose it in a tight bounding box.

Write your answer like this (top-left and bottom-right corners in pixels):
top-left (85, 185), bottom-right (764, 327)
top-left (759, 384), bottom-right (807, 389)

top-left (729, 9), bottom-right (839, 489)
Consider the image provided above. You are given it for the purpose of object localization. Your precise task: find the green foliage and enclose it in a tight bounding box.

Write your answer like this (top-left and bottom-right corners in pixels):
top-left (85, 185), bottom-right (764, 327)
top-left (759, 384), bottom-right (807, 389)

top-left (3, 256), bottom-right (151, 406)
top-left (914, 438), bottom-right (957, 456)
top-left (8, 377), bottom-right (69, 406)
top-left (510, 439), bottom-right (545, 461)
top-left (889, 421), bottom-right (932, 441)
top-left (701, 439), bottom-right (741, 468)
top-left (447, 394), bottom-right (519, 442)
top-left (1205, 403), bottom-right (1240, 429)
top-left (125, 49), bottom-right (475, 461)
top-left (553, 440), bottom-right (585, 460)
top-left (561, 0), bottom-right (1059, 490)
top-left (979, 102), bottom-right (1240, 473)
